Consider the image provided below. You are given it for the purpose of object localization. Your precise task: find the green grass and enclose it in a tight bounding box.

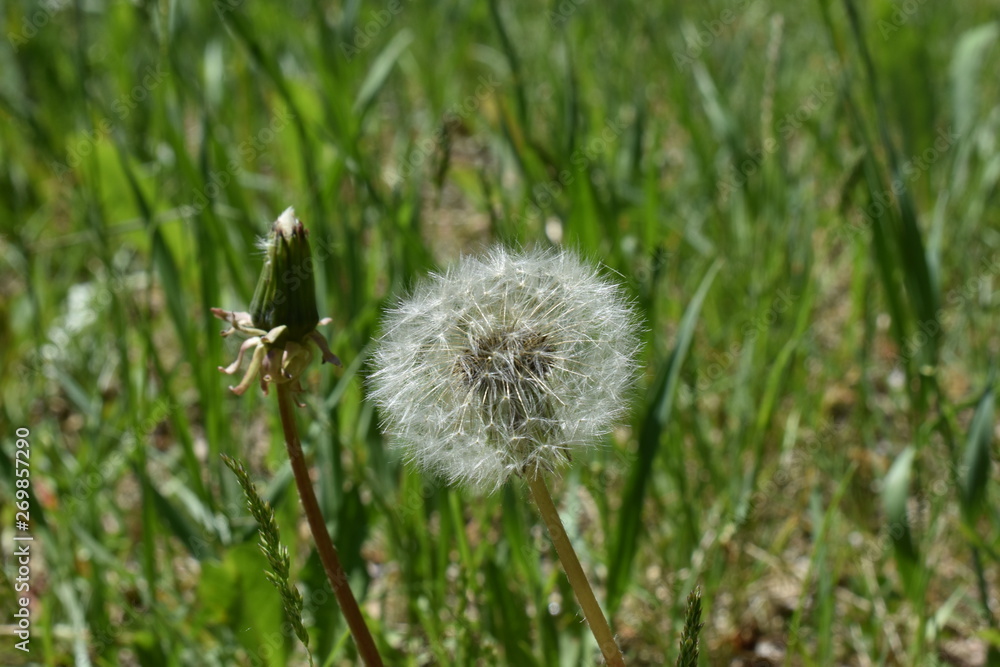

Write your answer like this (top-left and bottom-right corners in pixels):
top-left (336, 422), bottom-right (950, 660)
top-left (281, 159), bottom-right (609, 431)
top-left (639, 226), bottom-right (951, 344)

top-left (1, 0), bottom-right (998, 665)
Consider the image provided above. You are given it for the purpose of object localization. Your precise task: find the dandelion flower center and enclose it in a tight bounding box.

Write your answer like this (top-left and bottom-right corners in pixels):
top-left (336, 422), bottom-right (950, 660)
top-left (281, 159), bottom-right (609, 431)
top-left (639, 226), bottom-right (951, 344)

top-left (456, 328), bottom-right (558, 444)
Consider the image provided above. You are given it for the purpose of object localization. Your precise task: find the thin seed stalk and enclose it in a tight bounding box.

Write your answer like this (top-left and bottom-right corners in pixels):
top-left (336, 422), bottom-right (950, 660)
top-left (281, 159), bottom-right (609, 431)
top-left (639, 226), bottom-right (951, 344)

top-left (527, 473), bottom-right (625, 667)
top-left (276, 383), bottom-right (384, 667)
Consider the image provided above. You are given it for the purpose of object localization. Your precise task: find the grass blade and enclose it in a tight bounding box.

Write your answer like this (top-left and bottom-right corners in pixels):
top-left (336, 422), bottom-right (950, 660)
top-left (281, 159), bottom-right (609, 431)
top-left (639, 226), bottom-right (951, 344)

top-left (353, 29), bottom-right (414, 119)
top-left (607, 259), bottom-right (722, 611)
top-left (950, 24), bottom-right (999, 138)
top-left (960, 378), bottom-right (994, 522)
top-left (882, 445), bottom-right (921, 602)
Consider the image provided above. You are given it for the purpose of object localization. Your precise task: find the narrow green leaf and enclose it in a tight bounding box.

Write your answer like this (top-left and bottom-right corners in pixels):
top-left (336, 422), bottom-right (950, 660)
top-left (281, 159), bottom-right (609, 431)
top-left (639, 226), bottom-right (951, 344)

top-left (960, 383), bottom-right (994, 521)
top-left (488, 0), bottom-right (527, 129)
top-left (883, 445), bottom-right (920, 597)
top-left (607, 259), bottom-right (722, 611)
top-left (141, 465), bottom-right (207, 559)
top-left (197, 542), bottom-right (291, 667)
top-left (151, 229), bottom-right (191, 353)
top-left (54, 581), bottom-right (95, 667)
top-left (740, 280), bottom-right (815, 521)
top-left (353, 29), bottom-right (414, 117)
top-left (950, 24), bottom-right (999, 137)
top-left (483, 559), bottom-right (539, 667)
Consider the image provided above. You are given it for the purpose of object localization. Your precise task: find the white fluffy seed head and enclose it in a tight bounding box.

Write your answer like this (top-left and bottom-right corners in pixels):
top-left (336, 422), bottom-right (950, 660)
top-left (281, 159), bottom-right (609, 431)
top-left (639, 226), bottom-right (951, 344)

top-left (369, 246), bottom-right (641, 492)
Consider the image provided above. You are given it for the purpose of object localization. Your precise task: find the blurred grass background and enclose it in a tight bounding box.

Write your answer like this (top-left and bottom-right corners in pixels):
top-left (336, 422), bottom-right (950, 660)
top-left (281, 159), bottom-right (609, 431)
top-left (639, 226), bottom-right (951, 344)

top-left (0, 0), bottom-right (998, 664)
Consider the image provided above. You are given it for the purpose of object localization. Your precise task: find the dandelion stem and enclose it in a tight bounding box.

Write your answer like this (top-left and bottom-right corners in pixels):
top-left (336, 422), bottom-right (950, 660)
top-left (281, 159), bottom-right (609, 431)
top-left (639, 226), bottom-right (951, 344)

top-left (527, 473), bottom-right (625, 667)
top-left (276, 383), bottom-right (384, 667)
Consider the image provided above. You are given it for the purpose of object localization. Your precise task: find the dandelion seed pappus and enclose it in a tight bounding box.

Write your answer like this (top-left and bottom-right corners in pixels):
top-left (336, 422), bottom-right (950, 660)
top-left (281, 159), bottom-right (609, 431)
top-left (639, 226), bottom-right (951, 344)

top-left (370, 246), bottom-right (640, 491)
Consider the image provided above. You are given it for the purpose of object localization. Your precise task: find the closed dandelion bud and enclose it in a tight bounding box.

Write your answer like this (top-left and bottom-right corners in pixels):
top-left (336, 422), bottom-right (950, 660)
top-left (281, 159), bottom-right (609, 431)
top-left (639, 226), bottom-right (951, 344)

top-left (211, 207), bottom-right (341, 401)
top-left (370, 246), bottom-right (641, 491)
top-left (249, 208), bottom-right (320, 347)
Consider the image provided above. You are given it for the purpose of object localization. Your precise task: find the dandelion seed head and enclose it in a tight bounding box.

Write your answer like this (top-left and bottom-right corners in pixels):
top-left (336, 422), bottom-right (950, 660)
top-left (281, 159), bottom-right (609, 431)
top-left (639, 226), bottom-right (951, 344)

top-left (370, 246), bottom-right (641, 492)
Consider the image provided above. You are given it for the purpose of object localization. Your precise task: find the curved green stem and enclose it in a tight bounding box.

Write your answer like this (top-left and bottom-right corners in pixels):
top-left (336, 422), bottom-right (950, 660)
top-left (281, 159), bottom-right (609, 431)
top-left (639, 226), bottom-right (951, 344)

top-left (276, 383), bottom-right (384, 667)
top-left (527, 473), bottom-right (625, 667)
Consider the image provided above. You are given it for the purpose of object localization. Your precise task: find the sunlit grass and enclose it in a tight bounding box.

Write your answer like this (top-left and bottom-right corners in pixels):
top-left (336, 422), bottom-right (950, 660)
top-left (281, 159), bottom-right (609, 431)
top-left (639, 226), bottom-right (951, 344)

top-left (1, 0), bottom-right (998, 665)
